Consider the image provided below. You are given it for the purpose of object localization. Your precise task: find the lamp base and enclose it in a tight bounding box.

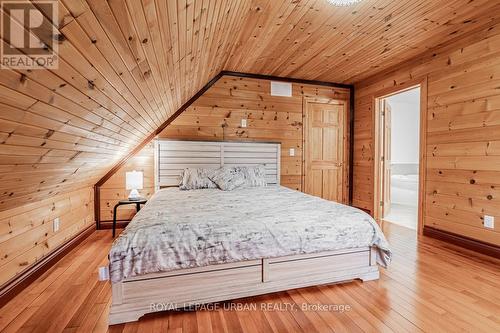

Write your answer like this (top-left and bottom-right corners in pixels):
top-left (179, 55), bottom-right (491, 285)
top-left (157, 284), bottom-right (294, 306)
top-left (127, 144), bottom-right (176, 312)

top-left (128, 189), bottom-right (140, 201)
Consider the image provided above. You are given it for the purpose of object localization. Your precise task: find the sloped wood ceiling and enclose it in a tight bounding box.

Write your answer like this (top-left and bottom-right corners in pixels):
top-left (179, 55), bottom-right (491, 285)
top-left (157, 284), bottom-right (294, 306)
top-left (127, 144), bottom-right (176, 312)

top-left (1, 0), bottom-right (499, 211)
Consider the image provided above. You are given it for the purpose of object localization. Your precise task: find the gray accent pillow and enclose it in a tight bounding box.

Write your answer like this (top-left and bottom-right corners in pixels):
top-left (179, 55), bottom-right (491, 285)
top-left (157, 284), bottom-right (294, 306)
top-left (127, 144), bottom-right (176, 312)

top-left (233, 165), bottom-right (267, 187)
top-left (179, 168), bottom-right (218, 190)
top-left (208, 167), bottom-right (246, 191)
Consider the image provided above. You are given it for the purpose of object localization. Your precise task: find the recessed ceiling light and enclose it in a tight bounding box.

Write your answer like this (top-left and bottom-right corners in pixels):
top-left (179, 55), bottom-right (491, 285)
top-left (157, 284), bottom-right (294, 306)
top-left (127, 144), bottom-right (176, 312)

top-left (326, 0), bottom-right (363, 6)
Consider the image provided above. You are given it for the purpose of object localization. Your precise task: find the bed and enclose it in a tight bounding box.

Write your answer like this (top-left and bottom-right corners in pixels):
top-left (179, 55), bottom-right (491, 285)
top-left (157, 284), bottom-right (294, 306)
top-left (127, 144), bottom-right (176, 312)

top-left (108, 140), bottom-right (392, 325)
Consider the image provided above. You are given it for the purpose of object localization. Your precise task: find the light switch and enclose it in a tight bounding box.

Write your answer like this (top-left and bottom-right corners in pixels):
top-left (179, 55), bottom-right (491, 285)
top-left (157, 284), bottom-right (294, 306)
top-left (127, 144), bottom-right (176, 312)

top-left (484, 215), bottom-right (495, 229)
top-left (241, 119), bottom-right (247, 128)
top-left (53, 217), bottom-right (60, 232)
top-left (289, 148), bottom-right (295, 156)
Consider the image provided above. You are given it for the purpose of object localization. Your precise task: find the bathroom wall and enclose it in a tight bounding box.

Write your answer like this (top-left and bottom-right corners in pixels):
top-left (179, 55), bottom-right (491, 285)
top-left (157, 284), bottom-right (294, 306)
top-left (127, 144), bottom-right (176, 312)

top-left (387, 88), bottom-right (420, 175)
top-left (386, 88), bottom-right (420, 210)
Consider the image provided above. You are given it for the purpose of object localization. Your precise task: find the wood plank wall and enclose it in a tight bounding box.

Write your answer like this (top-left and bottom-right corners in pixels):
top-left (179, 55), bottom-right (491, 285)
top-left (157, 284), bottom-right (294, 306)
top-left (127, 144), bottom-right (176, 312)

top-left (0, 0), bottom-right (252, 213)
top-left (0, 187), bottom-right (94, 287)
top-left (1, 0), bottom-right (498, 213)
top-left (99, 75), bottom-right (350, 222)
top-left (100, 144), bottom-right (154, 222)
top-left (354, 21), bottom-right (500, 246)
top-left (1, 0), bottom-right (497, 213)
top-left (160, 76), bottom-right (350, 191)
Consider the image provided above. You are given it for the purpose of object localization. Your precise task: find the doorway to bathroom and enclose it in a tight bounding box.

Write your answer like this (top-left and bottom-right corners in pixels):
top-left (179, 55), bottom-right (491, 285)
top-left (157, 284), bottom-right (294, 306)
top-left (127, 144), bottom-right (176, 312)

top-left (375, 87), bottom-right (421, 231)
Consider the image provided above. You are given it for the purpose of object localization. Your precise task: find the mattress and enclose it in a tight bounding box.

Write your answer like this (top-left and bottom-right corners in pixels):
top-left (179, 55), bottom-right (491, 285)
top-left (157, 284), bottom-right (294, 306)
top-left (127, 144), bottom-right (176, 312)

top-left (109, 186), bottom-right (392, 283)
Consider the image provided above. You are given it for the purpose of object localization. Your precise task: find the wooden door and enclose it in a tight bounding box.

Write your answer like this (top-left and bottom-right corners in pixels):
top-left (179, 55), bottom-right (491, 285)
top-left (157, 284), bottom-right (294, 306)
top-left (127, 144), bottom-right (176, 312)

top-left (304, 101), bottom-right (345, 202)
top-left (381, 100), bottom-right (392, 217)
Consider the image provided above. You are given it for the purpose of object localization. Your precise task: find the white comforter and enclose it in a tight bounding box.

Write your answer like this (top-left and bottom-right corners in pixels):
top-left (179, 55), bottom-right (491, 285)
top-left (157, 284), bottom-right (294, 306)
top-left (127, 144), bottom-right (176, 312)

top-left (109, 186), bottom-right (391, 283)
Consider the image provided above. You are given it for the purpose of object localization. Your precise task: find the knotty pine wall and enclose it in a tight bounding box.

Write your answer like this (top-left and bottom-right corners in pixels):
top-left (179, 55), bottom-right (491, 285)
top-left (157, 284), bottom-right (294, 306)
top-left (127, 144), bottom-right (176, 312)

top-left (0, 187), bottom-right (94, 287)
top-left (99, 75), bottom-right (350, 222)
top-left (4, 0), bottom-right (497, 213)
top-left (160, 76), bottom-right (350, 189)
top-left (354, 22), bottom-right (500, 246)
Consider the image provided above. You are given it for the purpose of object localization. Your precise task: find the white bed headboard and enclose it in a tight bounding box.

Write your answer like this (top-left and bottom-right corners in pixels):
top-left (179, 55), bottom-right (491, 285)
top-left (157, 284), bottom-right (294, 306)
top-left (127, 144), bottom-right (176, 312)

top-left (154, 140), bottom-right (281, 190)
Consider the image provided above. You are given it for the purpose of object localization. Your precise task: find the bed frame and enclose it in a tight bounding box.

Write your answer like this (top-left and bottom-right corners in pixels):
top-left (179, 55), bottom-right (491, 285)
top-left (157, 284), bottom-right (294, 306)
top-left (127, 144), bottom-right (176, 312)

top-left (109, 140), bottom-right (380, 325)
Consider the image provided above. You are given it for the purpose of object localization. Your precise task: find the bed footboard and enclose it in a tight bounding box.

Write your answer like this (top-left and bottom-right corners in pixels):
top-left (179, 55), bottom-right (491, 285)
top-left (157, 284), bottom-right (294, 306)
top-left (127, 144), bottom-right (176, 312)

top-left (109, 247), bottom-right (379, 325)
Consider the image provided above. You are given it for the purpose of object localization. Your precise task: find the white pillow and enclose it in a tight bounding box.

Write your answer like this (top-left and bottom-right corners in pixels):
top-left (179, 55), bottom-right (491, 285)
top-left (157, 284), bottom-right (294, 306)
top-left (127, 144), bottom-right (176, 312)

top-left (208, 167), bottom-right (246, 191)
top-left (233, 165), bottom-right (267, 187)
top-left (179, 168), bottom-right (218, 190)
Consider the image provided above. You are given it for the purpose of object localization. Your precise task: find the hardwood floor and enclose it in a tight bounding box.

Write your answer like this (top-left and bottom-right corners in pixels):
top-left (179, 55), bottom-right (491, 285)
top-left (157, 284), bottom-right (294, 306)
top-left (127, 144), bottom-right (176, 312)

top-left (0, 222), bottom-right (499, 333)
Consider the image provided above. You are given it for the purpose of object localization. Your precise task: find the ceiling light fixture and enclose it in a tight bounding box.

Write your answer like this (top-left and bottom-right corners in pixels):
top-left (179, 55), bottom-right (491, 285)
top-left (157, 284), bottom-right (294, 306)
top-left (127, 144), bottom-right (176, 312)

top-left (326, 0), bottom-right (363, 6)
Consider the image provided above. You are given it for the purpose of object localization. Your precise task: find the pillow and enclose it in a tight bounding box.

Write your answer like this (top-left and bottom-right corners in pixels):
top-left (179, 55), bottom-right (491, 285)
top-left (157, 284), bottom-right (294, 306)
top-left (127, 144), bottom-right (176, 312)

top-left (208, 167), bottom-right (246, 191)
top-left (179, 168), bottom-right (218, 190)
top-left (233, 165), bottom-right (267, 187)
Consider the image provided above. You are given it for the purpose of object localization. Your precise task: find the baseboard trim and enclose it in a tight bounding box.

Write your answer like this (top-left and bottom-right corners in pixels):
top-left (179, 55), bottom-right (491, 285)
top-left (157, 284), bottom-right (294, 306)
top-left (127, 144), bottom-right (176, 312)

top-left (423, 226), bottom-right (500, 259)
top-left (354, 206), bottom-right (371, 215)
top-left (99, 220), bottom-right (130, 229)
top-left (0, 224), bottom-right (96, 307)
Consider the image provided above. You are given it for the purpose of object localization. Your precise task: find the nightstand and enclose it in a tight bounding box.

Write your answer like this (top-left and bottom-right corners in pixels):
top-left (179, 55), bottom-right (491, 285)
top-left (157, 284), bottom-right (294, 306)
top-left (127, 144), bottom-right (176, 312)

top-left (112, 198), bottom-right (147, 237)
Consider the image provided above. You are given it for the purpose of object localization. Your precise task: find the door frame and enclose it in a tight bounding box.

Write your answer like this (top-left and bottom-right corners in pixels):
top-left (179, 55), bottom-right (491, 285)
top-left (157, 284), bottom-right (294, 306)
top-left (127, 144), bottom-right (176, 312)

top-left (302, 97), bottom-right (349, 204)
top-left (373, 77), bottom-right (428, 235)
top-left (379, 99), bottom-right (392, 219)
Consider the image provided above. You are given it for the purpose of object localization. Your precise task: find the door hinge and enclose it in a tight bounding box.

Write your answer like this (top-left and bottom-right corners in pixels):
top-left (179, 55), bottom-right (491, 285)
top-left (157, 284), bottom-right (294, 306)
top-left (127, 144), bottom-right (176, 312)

top-left (381, 111), bottom-right (385, 116)
top-left (380, 201), bottom-right (384, 207)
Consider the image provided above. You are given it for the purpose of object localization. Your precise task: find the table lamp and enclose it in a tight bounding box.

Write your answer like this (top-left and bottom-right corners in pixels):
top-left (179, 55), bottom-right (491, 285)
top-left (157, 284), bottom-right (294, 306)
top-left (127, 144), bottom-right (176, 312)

top-left (126, 170), bottom-right (143, 200)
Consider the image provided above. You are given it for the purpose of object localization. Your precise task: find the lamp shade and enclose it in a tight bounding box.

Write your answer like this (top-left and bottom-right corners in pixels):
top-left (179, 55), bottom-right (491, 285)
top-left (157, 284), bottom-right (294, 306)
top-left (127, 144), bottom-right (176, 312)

top-left (125, 171), bottom-right (143, 190)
